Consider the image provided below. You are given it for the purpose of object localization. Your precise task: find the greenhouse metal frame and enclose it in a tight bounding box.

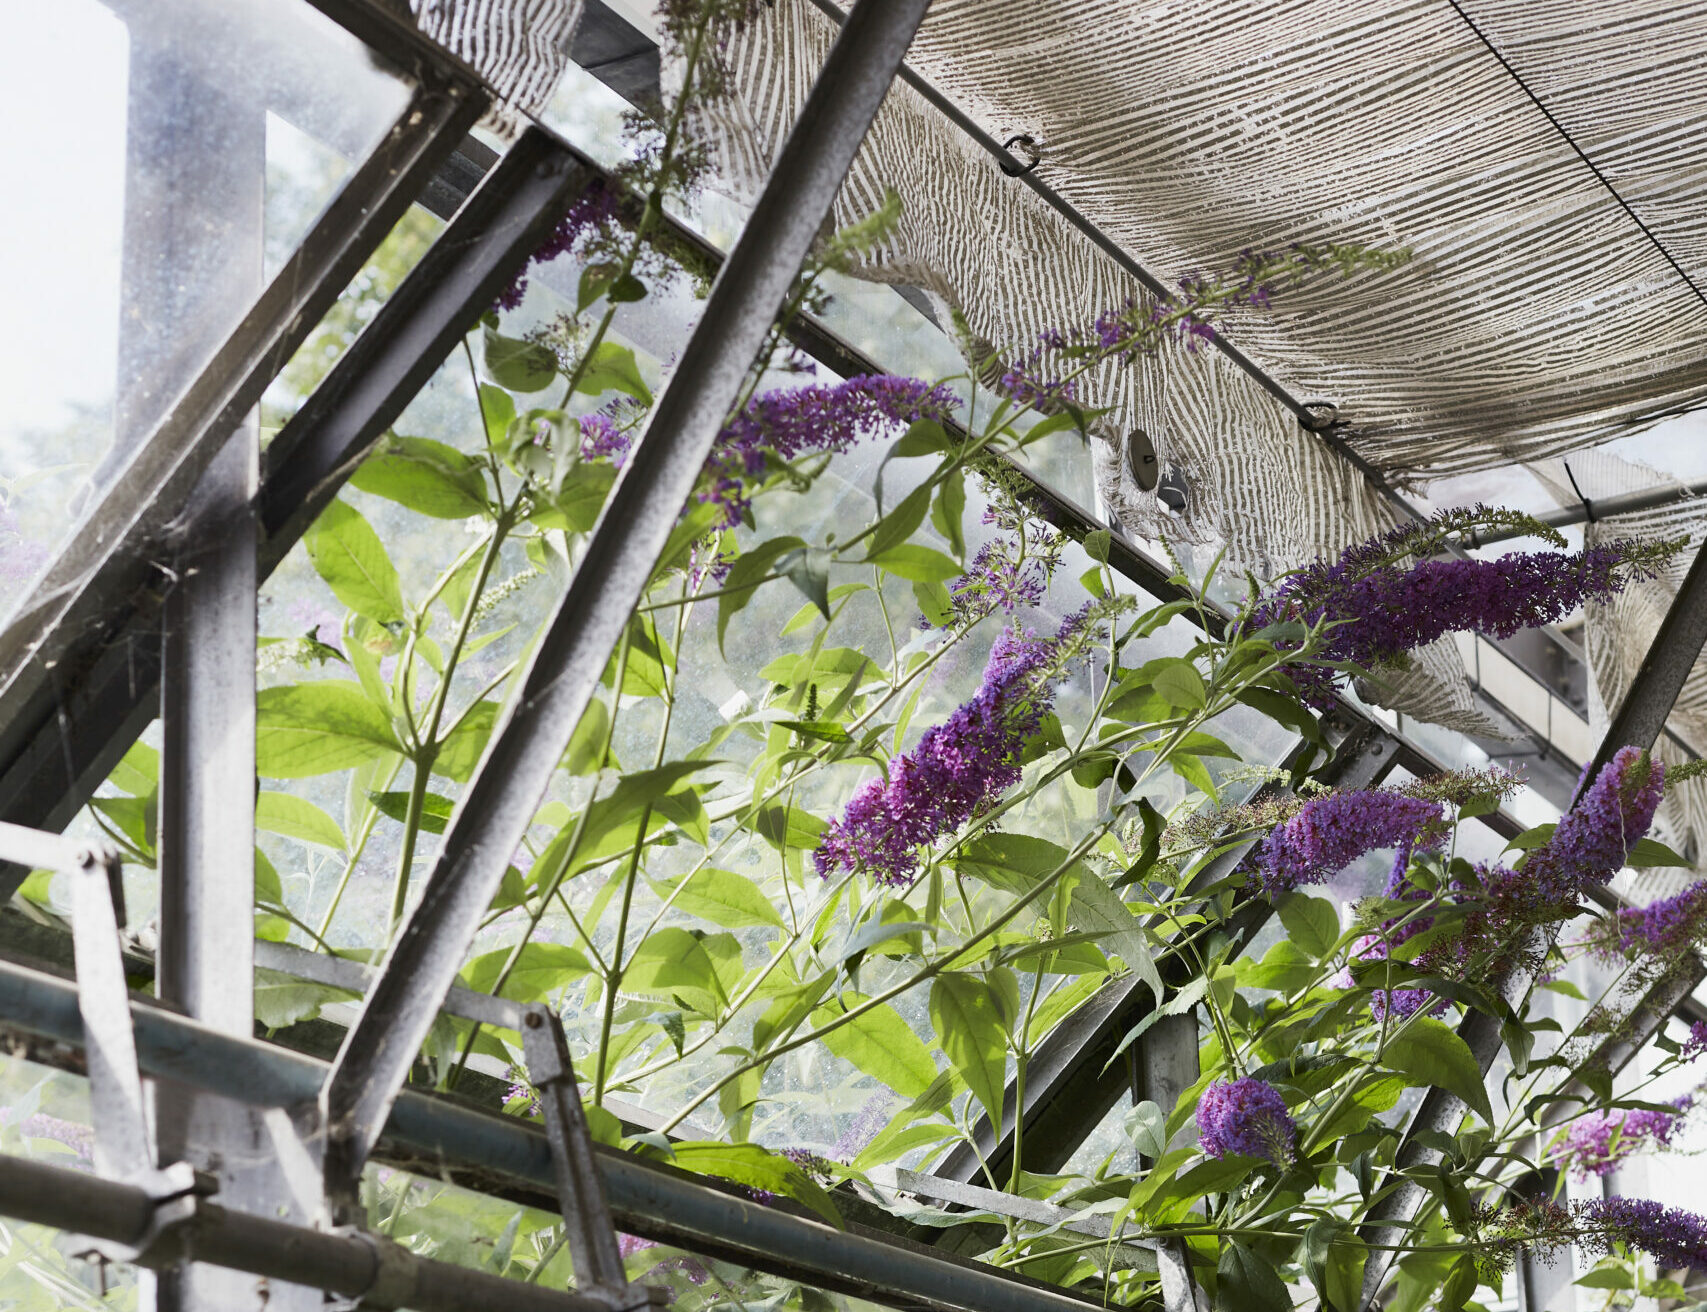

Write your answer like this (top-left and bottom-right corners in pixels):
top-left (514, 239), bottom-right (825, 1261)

top-left (2, 1), bottom-right (1706, 1311)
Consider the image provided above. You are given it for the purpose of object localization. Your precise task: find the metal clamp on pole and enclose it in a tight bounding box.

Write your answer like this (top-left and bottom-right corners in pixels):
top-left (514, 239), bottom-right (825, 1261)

top-left (522, 1005), bottom-right (665, 1311)
top-left (0, 821), bottom-right (215, 1267)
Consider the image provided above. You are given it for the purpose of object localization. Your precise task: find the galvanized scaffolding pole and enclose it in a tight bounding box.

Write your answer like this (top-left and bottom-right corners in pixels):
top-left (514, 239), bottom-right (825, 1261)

top-left (319, 0), bottom-right (937, 1214)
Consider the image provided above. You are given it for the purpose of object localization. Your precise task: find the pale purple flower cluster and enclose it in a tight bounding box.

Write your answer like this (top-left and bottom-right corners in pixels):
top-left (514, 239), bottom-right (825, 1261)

top-left (1197, 1077), bottom-right (1297, 1164)
top-left (1684, 1021), bottom-right (1707, 1064)
top-left (1255, 791), bottom-right (1445, 895)
top-left (1580, 1196), bottom-right (1707, 1270)
top-left (830, 1093), bottom-right (894, 1159)
top-left (932, 533), bottom-right (1056, 628)
top-left (579, 412), bottom-right (632, 465)
top-left (1554, 1100), bottom-right (1692, 1180)
top-left (704, 375), bottom-right (960, 527)
top-left (815, 610), bottom-right (1086, 885)
top-left (1254, 530), bottom-right (1652, 712)
top-left (493, 183), bottom-right (619, 312)
top-left (1609, 879), bottom-right (1707, 959)
top-left (16, 1112), bottom-right (94, 1161)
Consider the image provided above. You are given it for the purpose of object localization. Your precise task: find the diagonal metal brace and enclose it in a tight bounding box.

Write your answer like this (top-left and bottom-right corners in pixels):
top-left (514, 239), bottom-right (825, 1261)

top-left (521, 1005), bottom-right (663, 1310)
top-left (0, 821), bottom-right (213, 1264)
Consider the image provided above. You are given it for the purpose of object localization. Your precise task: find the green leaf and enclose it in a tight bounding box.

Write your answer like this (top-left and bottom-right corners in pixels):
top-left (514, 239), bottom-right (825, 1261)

top-left (754, 803), bottom-right (827, 852)
top-left (304, 501), bottom-right (406, 624)
top-left (607, 272), bottom-right (648, 303)
top-left (1574, 1263), bottom-right (1635, 1291)
top-left (1082, 528), bottom-right (1112, 564)
top-left (1326, 1231), bottom-right (1369, 1312)
top-left (367, 789), bottom-right (455, 834)
top-left (812, 994), bottom-right (939, 1099)
top-left (929, 973), bottom-right (1008, 1130)
top-left (1381, 1017), bottom-right (1493, 1122)
top-left (663, 1143), bottom-right (842, 1228)
top-left (1150, 658), bottom-right (1207, 710)
top-left (574, 341), bottom-right (652, 404)
top-left (434, 701), bottom-right (501, 782)
top-left (254, 970), bottom-right (353, 1030)
top-left (1278, 893), bottom-right (1341, 959)
top-left (863, 482), bottom-right (933, 561)
top-left (1215, 1241), bottom-right (1291, 1312)
top-left (461, 943), bottom-right (591, 1002)
top-left (656, 868), bottom-right (783, 929)
top-left (717, 536), bottom-right (806, 654)
top-left (623, 928), bottom-right (727, 1016)
top-left (109, 740), bottom-right (158, 796)
top-left (350, 434), bottom-right (489, 519)
top-left (483, 324), bottom-right (557, 392)
top-left (478, 385), bottom-right (517, 452)
top-left (932, 468), bottom-right (966, 559)
top-left (256, 792), bottom-right (346, 851)
top-left (775, 546), bottom-right (832, 622)
top-left (257, 682), bottom-right (401, 777)
top-left (1301, 1218), bottom-right (1343, 1310)
top-left (1627, 836), bottom-right (1692, 868)
top-left (1439, 1253), bottom-right (1478, 1312)
top-left (564, 697), bottom-right (611, 776)
top-left (867, 543), bottom-right (962, 584)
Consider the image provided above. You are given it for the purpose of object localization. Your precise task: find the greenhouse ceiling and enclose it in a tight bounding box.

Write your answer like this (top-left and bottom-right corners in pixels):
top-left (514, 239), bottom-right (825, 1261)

top-left (1, 1), bottom-right (1706, 1311)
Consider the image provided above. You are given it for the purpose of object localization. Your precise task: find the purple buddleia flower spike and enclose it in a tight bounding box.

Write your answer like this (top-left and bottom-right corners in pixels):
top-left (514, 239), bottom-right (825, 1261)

top-left (1197, 1078), bottom-right (1297, 1165)
top-left (1579, 1197), bottom-right (1707, 1270)
top-left (816, 606), bottom-right (1092, 885)
top-left (1251, 518), bottom-right (1665, 712)
top-left (492, 182), bottom-right (619, 312)
top-left (1683, 1020), bottom-right (1707, 1064)
top-left (1256, 791), bottom-right (1445, 895)
top-left (1489, 747), bottom-right (1663, 915)
top-left (704, 374), bottom-right (960, 527)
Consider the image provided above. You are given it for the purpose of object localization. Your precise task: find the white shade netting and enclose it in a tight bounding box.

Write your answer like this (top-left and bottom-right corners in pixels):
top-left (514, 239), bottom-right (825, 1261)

top-left (396, 0), bottom-right (1707, 740)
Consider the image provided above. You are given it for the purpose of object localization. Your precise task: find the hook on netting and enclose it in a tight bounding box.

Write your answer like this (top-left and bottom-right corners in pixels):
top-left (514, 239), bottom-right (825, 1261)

top-left (998, 134), bottom-right (1042, 177)
top-left (1563, 459), bottom-right (1595, 524)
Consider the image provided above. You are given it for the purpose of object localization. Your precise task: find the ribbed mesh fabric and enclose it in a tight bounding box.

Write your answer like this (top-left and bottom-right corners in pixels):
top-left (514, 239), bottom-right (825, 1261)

top-left (398, 0), bottom-right (1707, 743)
top-left (412, 0), bottom-right (585, 135)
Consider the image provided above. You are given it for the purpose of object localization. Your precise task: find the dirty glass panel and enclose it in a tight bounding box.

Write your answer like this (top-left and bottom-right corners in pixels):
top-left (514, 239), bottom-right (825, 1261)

top-left (0, 0), bottom-right (411, 622)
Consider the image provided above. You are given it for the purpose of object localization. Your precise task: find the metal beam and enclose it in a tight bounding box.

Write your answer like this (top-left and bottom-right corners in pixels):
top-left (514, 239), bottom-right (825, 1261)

top-left (0, 74), bottom-right (485, 890)
top-left (934, 721), bottom-right (1397, 1186)
top-left (1463, 480), bottom-right (1707, 547)
top-left (319, 0), bottom-right (936, 1212)
top-left (0, 954), bottom-right (1107, 1312)
top-left (0, 1153), bottom-right (616, 1312)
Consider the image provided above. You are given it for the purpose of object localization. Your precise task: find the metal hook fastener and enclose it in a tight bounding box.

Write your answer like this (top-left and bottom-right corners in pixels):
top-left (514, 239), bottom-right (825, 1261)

top-left (998, 133), bottom-right (1042, 177)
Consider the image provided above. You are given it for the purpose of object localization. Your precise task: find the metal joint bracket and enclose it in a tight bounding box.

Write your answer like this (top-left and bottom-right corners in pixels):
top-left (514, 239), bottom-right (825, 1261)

top-left (522, 1005), bottom-right (664, 1311)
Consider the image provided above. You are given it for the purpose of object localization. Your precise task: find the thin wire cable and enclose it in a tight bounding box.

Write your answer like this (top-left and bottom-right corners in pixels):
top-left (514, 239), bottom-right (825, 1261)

top-left (1443, 0), bottom-right (1707, 312)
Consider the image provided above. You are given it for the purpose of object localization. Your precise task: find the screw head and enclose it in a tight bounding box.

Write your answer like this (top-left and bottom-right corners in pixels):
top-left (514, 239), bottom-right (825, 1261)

top-left (525, 1012), bottom-right (544, 1029)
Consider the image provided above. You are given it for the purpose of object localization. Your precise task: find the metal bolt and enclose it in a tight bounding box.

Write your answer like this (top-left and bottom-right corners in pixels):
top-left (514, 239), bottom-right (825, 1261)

top-left (524, 1012), bottom-right (543, 1029)
top-left (75, 846), bottom-right (97, 868)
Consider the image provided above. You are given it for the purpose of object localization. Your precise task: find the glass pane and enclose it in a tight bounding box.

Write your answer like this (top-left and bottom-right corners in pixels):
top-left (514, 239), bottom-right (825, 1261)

top-left (0, 0), bottom-right (413, 623)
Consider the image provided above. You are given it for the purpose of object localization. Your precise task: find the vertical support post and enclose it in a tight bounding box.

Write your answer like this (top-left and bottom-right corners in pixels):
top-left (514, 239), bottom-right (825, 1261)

top-left (117, 20), bottom-right (320, 1310)
top-left (321, 0), bottom-right (935, 1217)
top-left (1135, 1013), bottom-right (1203, 1312)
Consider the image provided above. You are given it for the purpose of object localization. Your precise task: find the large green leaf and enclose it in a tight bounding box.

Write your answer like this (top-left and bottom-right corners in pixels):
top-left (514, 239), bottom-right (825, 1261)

top-left (350, 435), bottom-right (489, 519)
top-left (811, 994), bottom-right (939, 1099)
top-left (930, 972), bottom-right (1009, 1130)
top-left (1382, 1017), bottom-right (1493, 1122)
top-left (461, 943), bottom-right (591, 1002)
top-left (483, 324), bottom-right (557, 392)
top-left (623, 928), bottom-right (727, 1016)
top-left (1215, 1241), bottom-right (1290, 1312)
top-left (1278, 893), bottom-right (1341, 959)
top-left (304, 501), bottom-right (406, 624)
top-left (862, 482), bottom-right (933, 561)
top-left (434, 701), bottom-right (501, 782)
top-left (716, 535), bottom-right (805, 654)
top-left (574, 341), bottom-right (652, 404)
top-left (255, 791), bottom-right (346, 851)
top-left (663, 1143), bottom-right (841, 1227)
top-left (256, 682), bottom-right (401, 778)
top-left (866, 543), bottom-right (961, 583)
top-left (656, 868), bottom-right (784, 929)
